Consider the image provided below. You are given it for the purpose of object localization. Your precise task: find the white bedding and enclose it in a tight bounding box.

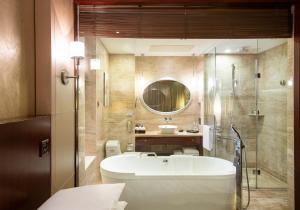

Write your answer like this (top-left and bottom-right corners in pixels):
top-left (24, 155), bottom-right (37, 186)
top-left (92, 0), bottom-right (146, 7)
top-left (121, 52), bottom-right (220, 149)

top-left (38, 183), bottom-right (126, 210)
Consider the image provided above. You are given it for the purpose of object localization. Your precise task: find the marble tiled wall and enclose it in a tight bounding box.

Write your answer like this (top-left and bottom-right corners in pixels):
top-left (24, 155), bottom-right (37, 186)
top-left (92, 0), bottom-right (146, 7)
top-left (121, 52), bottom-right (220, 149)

top-left (0, 0), bottom-right (35, 121)
top-left (286, 39), bottom-right (294, 210)
top-left (105, 55), bottom-right (136, 152)
top-left (204, 42), bottom-right (293, 191)
top-left (204, 53), bottom-right (258, 164)
top-left (91, 54), bottom-right (203, 153)
top-left (135, 56), bottom-right (203, 131)
top-left (96, 37), bottom-right (110, 157)
top-left (78, 37), bottom-right (110, 185)
top-left (258, 43), bottom-right (288, 181)
top-left (217, 54), bottom-right (257, 165)
top-left (83, 37), bottom-right (97, 156)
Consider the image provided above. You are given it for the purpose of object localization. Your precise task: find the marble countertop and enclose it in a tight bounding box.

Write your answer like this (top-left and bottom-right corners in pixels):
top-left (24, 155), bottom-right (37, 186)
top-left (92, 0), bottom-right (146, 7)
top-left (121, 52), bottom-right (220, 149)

top-left (135, 130), bottom-right (202, 137)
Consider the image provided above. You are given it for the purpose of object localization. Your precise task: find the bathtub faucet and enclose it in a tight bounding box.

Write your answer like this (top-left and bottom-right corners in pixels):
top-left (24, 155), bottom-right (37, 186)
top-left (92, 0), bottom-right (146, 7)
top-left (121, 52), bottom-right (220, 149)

top-left (139, 152), bottom-right (157, 157)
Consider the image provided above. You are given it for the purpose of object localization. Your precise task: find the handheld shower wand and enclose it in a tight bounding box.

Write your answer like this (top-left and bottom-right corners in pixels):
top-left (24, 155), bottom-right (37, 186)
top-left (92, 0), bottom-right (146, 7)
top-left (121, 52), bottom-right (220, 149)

top-left (232, 64), bottom-right (238, 96)
top-left (231, 125), bottom-right (250, 210)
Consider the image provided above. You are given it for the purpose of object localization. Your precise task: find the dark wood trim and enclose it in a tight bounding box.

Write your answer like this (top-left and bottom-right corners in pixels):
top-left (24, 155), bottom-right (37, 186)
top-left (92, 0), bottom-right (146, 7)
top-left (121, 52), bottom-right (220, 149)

top-left (0, 117), bottom-right (51, 210)
top-left (74, 2), bottom-right (80, 187)
top-left (294, 3), bottom-right (300, 210)
top-left (75, 0), bottom-right (295, 6)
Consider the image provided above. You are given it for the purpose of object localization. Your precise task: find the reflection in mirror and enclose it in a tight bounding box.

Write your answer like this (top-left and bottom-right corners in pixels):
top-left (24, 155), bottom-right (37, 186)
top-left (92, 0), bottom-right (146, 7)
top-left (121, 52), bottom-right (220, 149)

top-left (142, 80), bottom-right (191, 114)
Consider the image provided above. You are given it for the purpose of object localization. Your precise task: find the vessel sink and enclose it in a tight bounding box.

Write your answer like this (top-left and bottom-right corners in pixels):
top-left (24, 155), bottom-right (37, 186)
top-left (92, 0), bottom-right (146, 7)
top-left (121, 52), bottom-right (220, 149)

top-left (158, 125), bottom-right (178, 134)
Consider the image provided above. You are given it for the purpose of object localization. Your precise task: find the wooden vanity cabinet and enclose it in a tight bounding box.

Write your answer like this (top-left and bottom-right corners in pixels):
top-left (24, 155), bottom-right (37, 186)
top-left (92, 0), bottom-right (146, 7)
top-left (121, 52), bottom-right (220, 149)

top-left (135, 136), bottom-right (203, 156)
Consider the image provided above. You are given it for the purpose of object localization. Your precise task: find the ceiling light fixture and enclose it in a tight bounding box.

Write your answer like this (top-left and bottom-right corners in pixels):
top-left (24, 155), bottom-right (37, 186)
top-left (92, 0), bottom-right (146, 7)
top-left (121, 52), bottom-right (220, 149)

top-left (225, 49), bottom-right (232, 53)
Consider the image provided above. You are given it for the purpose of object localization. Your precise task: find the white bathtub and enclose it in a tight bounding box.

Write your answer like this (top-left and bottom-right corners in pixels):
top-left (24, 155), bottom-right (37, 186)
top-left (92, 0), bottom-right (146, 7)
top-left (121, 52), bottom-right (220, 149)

top-left (100, 154), bottom-right (236, 210)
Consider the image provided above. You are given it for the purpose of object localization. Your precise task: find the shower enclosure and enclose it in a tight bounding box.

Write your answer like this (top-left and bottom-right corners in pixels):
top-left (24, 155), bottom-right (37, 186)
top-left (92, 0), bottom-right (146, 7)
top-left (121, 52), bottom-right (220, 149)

top-left (204, 39), bottom-right (291, 189)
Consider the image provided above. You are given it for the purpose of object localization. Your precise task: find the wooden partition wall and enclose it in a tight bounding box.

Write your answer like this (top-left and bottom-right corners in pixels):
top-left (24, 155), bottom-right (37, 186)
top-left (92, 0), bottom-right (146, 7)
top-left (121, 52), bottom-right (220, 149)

top-left (0, 117), bottom-right (51, 210)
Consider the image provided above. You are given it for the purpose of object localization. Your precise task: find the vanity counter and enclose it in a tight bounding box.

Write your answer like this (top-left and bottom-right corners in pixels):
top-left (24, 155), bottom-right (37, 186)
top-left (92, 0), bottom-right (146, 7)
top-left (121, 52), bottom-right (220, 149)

top-left (135, 130), bottom-right (202, 138)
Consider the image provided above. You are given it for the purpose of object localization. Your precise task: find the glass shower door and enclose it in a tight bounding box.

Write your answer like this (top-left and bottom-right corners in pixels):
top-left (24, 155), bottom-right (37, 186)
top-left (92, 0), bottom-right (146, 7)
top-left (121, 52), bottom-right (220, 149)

top-left (204, 39), bottom-right (290, 192)
top-left (256, 39), bottom-right (289, 189)
top-left (213, 40), bottom-right (259, 189)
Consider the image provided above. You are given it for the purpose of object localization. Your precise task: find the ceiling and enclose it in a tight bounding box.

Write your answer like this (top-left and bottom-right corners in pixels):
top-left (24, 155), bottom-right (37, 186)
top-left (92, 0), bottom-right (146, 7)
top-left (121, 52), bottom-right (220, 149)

top-left (100, 38), bottom-right (288, 56)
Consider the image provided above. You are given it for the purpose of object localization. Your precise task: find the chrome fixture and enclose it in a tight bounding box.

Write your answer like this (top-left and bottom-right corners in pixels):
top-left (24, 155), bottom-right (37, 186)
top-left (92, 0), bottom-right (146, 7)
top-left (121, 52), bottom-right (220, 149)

top-left (232, 125), bottom-right (250, 210)
top-left (280, 80), bottom-right (287, 86)
top-left (164, 117), bottom-right (172, 123)
top-left (61, 70), bottom-right (78, 85)
top-left (60, 41), bottom-right (85, 85)
top-left (232, 64), bottom-right (238, 96)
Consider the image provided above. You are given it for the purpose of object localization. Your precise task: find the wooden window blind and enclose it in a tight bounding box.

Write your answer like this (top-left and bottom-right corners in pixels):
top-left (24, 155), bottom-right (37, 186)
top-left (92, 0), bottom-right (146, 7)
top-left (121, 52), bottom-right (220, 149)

top-left (79, 6), bottom-right (292, 38)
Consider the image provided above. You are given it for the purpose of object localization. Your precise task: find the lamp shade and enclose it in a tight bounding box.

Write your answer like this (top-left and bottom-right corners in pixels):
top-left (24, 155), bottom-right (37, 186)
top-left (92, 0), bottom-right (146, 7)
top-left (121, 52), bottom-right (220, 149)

top-left (70, 41), bottom-right (85, 58)
top-left (90, 59), bottom-right (101, 71)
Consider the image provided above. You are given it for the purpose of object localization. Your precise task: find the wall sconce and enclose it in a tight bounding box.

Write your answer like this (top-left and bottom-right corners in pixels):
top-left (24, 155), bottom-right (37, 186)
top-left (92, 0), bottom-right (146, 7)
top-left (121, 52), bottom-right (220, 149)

top-left (70, 41), bottom-right (85, 59)
top-left (61, 41), bottom-right (85, 85)
top-left (90, 58), bottom-right (101, 71)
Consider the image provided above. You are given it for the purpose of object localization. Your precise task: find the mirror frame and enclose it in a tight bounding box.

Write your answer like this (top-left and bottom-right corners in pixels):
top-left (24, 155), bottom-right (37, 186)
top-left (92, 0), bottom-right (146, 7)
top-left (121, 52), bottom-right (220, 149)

top-left (140, 78), bottom-right (193, 115)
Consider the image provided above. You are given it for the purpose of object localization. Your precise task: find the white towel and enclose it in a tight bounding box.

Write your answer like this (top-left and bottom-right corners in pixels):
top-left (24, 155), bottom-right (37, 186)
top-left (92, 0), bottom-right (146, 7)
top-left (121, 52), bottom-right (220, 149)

top-left (203, 125), bottom-right (214, 151)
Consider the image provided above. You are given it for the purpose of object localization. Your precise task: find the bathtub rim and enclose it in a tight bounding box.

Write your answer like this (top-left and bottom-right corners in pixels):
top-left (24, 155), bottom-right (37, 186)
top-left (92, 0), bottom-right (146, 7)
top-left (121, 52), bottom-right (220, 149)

top-left (100, 155), bottom-right (236, 180)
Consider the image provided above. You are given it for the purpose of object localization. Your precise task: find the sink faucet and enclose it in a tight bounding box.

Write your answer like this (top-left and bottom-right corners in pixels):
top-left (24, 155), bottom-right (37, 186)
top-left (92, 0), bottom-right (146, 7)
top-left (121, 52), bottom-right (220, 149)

top-left (164, 117), bottom-right (172, 124)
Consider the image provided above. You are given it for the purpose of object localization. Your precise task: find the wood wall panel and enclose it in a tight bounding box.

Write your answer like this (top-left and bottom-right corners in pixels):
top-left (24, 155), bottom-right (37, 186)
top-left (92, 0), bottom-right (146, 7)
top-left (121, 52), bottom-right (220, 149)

top-left (79, 6), bottom-right (292, 38)
top-left (0, 117), bottom-right (51, 210)
top-left (35, 0), bottom-right (75, 193)
top-left (0, 0), bottom-right (35, 121)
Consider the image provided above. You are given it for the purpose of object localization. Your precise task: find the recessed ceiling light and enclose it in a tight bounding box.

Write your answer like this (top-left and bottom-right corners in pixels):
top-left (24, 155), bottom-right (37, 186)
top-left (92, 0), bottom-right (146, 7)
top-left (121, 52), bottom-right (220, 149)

top-left (116, 31), bottom-right (120, 34)
top-left (225, 49), bottom-right (232, 53)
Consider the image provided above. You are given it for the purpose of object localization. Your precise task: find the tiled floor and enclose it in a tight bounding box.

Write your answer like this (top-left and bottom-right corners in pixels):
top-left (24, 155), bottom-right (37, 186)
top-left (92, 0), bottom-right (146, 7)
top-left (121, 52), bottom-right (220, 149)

top-left (243, 168), bottom-right (287, 188)
top-left (242, 189), bottom-right (288, 210)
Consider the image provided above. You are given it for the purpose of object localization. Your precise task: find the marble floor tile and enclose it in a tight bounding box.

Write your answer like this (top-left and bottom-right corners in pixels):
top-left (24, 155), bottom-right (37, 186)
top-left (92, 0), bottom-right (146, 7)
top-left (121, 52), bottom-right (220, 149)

top-left (243, 168), bottom-right (287, 189)
top-left (243, 189), bottom-right (288, 210)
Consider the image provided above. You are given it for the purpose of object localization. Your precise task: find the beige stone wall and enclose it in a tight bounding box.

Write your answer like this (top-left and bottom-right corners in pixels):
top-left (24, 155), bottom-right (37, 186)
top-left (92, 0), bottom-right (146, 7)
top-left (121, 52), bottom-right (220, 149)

top-left (204, 53), bottom-right (258, 164)
top-left (96, 37), bottom-right (110, 156)
top-left (0, 0), bottom-right (35, 121)
top-left (204, 42), bottom-right (293, 188)
top-left (105, 55), bottom-right (136, 152)
top-left (135, 56), bottom-right (203, 131)
top-left (83, 37), bottom-right (97, 156)
top-left (78, 37), bottom-right (110, 185)
top-left (258, 43), bottom-right (289, 181)
top-left (286, 39), bottom-right (294, 210)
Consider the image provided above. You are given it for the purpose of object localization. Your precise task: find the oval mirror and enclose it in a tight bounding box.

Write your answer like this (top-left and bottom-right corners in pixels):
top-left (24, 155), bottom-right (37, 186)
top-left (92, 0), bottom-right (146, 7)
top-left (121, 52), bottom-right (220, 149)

top-left (141, 79), bottom-right (191, 115)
